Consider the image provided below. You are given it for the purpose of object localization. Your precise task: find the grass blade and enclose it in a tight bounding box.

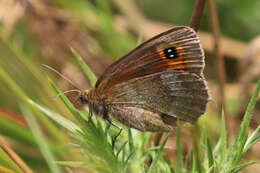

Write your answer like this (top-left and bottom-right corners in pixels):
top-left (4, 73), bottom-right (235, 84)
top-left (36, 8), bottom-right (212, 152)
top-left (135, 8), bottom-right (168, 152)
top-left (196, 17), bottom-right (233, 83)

top-left (116, 141), bottom-right (128, 158)
top-left (243, 126), bottom-right (260, 153)
top-left (176, 121), bottom-right (183, 173)
top-left (231, 79), bottom-right (260, 165)
top-left (0, 147), bottom-right (25, 173)
top-left (49, 79), bottom-right (86, 126)
top-left (206, 138), bottom-right (214, 173)
top-left (71, 47), bottom-right (97, 87)
top-left (220, 110), bottom-right (227, 168)
top-left (28, 99), bottom-right (81, 133)
top-left (128, 129), bottom-right (134, 153)
top-left (20, 105), bottom-right (61, 173)
top-left (229, 161), bottom-right (256, 173)
top-left (147, 135), bottom-right (169, 173)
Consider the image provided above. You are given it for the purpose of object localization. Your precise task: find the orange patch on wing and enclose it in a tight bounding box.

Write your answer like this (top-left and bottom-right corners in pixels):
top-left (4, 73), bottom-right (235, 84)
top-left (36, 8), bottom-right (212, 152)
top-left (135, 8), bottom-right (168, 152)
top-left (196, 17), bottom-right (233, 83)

top-left (155, 44), bottom-right (186, 69)
top-left (154, 63), bottom-right (186, 71)
top-left (175, 46), bottom-right (185, 57)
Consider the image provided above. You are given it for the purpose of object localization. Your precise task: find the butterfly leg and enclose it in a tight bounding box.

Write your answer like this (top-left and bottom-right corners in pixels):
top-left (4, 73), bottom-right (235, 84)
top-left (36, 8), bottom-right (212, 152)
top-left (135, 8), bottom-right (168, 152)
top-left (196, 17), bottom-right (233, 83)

top-left (106, 118), bottom-right (122, 150)
top-left (103, 109), bottom-right (122, 150)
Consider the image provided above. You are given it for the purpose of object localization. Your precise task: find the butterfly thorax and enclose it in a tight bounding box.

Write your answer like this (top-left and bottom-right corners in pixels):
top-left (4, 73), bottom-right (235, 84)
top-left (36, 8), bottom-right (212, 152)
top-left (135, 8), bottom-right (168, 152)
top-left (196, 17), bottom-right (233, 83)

top-left (80, 88), bottom-right (106, 118)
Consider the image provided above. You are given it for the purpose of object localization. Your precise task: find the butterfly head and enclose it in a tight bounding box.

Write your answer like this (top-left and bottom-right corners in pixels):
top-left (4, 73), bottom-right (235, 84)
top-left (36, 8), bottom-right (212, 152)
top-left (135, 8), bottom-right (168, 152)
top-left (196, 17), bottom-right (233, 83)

top-left (78, 89), bottom-right (92, 104)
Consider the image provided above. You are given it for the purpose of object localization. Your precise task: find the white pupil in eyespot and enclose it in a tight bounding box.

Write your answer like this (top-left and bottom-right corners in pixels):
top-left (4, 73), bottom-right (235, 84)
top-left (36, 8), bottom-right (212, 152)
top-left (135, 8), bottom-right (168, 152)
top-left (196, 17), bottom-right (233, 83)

top-left (163, 47), bottom-right (178, 59)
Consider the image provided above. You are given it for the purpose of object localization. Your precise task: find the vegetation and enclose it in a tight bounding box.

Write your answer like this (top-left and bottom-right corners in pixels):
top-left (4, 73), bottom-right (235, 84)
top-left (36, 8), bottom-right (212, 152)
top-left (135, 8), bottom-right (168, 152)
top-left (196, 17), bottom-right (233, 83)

top-left (0, 0), bottom-right (260, 172)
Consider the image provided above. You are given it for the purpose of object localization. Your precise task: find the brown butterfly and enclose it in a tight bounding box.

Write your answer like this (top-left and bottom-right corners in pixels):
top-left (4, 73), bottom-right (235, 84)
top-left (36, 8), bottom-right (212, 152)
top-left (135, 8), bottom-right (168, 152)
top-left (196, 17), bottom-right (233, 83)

top-left (78, 26), bottom-right (210, 132)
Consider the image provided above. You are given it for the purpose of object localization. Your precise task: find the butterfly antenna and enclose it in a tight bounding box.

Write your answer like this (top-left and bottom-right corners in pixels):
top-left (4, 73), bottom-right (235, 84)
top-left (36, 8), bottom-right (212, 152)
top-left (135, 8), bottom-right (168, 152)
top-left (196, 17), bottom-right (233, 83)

top-left (53, 89), bottom-right (82, 100)
top-left (41, 64), bottom-right (82, 91)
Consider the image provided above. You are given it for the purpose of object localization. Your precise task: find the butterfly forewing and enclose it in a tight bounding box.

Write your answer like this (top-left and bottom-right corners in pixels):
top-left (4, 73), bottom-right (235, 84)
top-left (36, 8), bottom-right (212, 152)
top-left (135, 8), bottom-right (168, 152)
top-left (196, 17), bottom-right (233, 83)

top-left (95, 26), bottom-right (204, 93)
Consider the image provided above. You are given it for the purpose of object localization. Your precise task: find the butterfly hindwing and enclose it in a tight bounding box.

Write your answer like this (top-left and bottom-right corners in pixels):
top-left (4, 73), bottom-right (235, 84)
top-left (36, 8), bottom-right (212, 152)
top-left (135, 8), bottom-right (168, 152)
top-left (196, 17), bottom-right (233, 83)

top-left (105, 71), bottom-right (209, 125)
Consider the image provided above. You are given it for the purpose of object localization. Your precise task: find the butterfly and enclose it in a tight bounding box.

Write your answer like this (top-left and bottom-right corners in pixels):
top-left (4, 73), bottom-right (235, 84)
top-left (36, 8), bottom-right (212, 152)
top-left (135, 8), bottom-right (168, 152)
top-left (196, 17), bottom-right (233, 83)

top-left (78, 26), bottom-right (210, 132)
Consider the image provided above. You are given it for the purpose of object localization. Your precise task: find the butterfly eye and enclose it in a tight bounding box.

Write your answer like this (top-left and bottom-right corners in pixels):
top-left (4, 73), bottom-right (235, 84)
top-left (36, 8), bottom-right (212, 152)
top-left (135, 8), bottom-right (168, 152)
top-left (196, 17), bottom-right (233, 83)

top-left (163, 47), bottom-right (178, 59)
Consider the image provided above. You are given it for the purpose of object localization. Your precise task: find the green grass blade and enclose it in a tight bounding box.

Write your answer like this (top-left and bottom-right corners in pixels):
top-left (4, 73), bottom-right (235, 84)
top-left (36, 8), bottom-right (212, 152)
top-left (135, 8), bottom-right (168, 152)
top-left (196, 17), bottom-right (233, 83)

top-left (20, 105), bottom-right (61, 173)
top-left (191, 125), bottom-right (203, 173)
top-left (193, 143), bottom-right (202, 173)
top-left (28, 99), bottom-right (81, 133)
top-left (147, 135), bottom-right (169, 173)
top-left (0, 115), bottom-right (36, 147)
top-left (143, 146), bottom-right (161, 156)
top-left (70, 47), bottom-right (97, 87)
top-left (206, 138), bottom-right (214, 173)
top-left (0, 67), bottom-right (27, 102)
top-left (49, 79), bottom-right (86, 126)
top-left (231, 79), bottom-right (260, 165)
top-left (140, 133), bottom-right (152, 154)
top-left (0, 147), bottom-right (24, 173)
top-left (128, 129), bottom-right (135, 153)
top-left (190, 151), bottom-right (196, 173)
top-left (243, 126), bottom-right (260, 153)
top-left (116, 141), bottom-right (128, 158)
top-left (220, 110), bottom-right (227, 168)
top-left (229, 161), bottom-right (257, 172)
top-left (123, 150), bottom-right (135, 167)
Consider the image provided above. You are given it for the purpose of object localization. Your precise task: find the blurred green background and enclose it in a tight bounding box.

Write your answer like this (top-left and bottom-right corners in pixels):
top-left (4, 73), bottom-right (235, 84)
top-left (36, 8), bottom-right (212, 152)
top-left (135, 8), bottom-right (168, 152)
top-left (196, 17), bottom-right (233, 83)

top-left (0, 0), bottom-right (260, 172)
